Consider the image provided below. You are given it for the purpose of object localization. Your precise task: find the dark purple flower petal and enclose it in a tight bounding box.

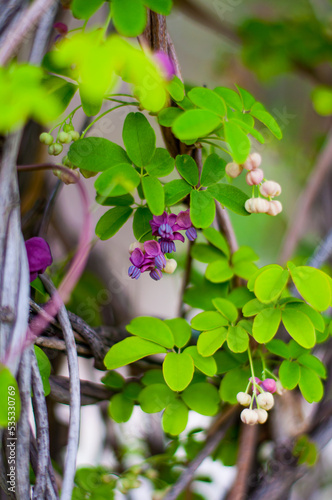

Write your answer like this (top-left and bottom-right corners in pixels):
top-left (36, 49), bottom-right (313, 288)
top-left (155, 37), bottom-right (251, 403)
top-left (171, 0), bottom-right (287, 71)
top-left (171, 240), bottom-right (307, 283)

top-left (177, 209), bottom-right (192, 229)
top-left (160, 240), bottom-right (176, 254)
top-left (150, 269), bottom-right (163, 281)
top-left (54, 22), bottom-right (68, 35)
top-left (158, 223), bottom-right (173, 239)
top-left (128, 265), bottom-right (141, 280)
top-left (155, 253), bottom-right (166, 270)
top-left (25, 237), bottom-right (53, 282)
top-left (154, 51), bottom-right (176, 80)
top-left (152, 213), bottom-right (168, 226)
top-left (186, 227), bottom-right (197, 241)
top-left (144, 240), bottom-right (161, 257)
top-left (167, 213), bottom-right (177, 226)
top-left (173, 232), bottom-right (185, 243)
top-left (129, 248), bottom-right (144, 267)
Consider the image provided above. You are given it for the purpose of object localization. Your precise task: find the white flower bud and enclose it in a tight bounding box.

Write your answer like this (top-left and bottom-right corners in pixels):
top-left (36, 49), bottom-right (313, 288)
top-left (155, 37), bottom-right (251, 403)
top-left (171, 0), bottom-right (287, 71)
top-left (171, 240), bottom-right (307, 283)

top-left (240, 408), bottom-right (258, 425)
top-left (254, 408), bottom-right (268, 424)
top-left (243, 152), bottom-right (262, 171)
top-left (164, 258), bottom-right (177, 274)
top-left (129, 242), bottom-right (145, 254)
top-left (236, 392), bottom-right (251, 406)
top-left (275, 380), bottom-right (285, 396)
top-left (226, 162), bottom-right (243, 178)
top-left (246, 169), bottom-right (264, 186)
top-left (245, 198), bottom-right (270, 214)
top-left (257, 392), bottom-right (274, 410)
top-left (260, 180), bottom-right (282, 197)
top-left (266, 200), bottom-right (282, 216)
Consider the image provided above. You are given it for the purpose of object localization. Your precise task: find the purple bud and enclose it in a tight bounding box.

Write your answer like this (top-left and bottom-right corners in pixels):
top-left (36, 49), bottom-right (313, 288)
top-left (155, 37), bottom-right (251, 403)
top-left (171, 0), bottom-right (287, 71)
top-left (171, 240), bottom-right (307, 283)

top-left (154, 51), bottom-right (176, 80)
top-left (150, 269), bottom-right (163, 281)
top-left (128, 265), bottom-right (141, 280)
top-left (25, 237), bottom-right (53, 283)
top-left (54, 22), bottom-right (68, 35)
top-left (249, 377), bottom-right (262, 385)
top-left (260, 379), bottom-right (276, 393)
top-left (186, 227), bottom-right (197, 241)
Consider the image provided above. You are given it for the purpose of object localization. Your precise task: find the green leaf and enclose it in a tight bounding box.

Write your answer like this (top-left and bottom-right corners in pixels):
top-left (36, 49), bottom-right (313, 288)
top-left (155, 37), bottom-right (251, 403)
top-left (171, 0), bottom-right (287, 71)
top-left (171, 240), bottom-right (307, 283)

top-left (43, 75), bottom-right (77, 114)
top-left (289, 265), bottom-right (331, 312)
top-left (297, 354), bottom-right (326, 379)
top-left (191, 243), bottom-right (225, 263)
top-left (164, 179), bottom-right (192, 206)
top-left (104, 337), bottom-right (167, 369)
top-left (252, 308), bottom-right (281, 343)
top-left (181, 383), bottom-right (220, 416)
top-left (71, 0), bottom-right (104, 19)
top-left (282, 309), bottom-right (316, 349)
top-left (191, 311), bottom-right (228, 331)
top-left (242, 298), bottom-right (267, 317)
top-left (141, 176), bottom-right (165, 215)
top-left (158, 107), bottom-right (184, 127)
top-left (175, 155), bottom-right (199, 186)
top-left (164, 318), bottom-right (191, 348)
top-left (219, 367), bottom-right (250, 404)
top-left (95, 193), bottom-right (134, 206)
top-left (133, 207), bottom-right (153, 242)
top-left (299, 366), bottom-right (323, 403)
top-left (190, 190), bottom-right (215, 228)
top-left (172, 109), bottom-right (221, 141)
top-left (108, 393), bottom-right (133, 423)
top-left (95, 206), bottom-right (133, 240)
top-left (254, 266), bottom-right (289, 303)
top-left (143, 0), bottom-right (172, 15)
top-left (34, 346), bottom-right (51, 396)
top-left (229, 117), bottom-right (265, 144)
top-left (214, 350), bottom-right (242, 374)
top-left (214, 87), bottom-right (243, 111)
top-left (203, 227), bottom-right (230, 257)
top-left (123, 112), bottom-right (156, 167)
top-left (123, 382), bottom-right (141, 400)
top-left (183, 281), bottom-right (229, 311)
top-left (94, 164), bottom-right (140, 197)
top-left (235, 85), bottom-right (256, 111)
top-left (0, 364), bottom-right (21, 427)
top-left (197, 327), bottom-right (227, 356)
top-left (232, 246), bottom-right (258, 264)
top-left (145, 148), bottom-right (175, 177)
top-left (212, 298), bottom-right (238, 323)
top-left (265, 339), bottom-right (290, 359)
top-left (312, 86), bottom-right (332, 116)
top-left (167, 76), bottom-right (185, 101)
top-left (184, 346), bottom-right (217, 376)
top-left (126, 317), bottom-right (174, 348)
top-left (205, 259), bottom-right (234, 283)
top-left (247, 264), bottom-right (281, 292)
top-left (208, 184), bottom-right (250, 216)
top-left (141, 369), bottom-right (165, 385)
top-left (163, 352), bottom-right (194, 391)
top-left (228, 287), bottom-right (255, 308)
top-left (138, 384), bottom-right (176, 413)
top-left (101, 371), bottom-right (125, 389)
top-left (68, 137), bottom-right (130, 172)
top-left (188, 87), bottom-right (226, 116)
top-left (227, 325), bottom-right (249, 353)
top-left (224, 121), bottom-right (251, 164)
top-left (250, 103), bottom-right (282, 139)
top-left (279, 360), bottom-right (300, 390)
top-left (233, 261), bottom-right (258, 280)
top-left (285, 302), bottom-right (325, 332)
top-left (162, 400), bottom-right (188, 435)
top-left (288, 340), bottom-right (309, 359)
top-left (112, 0), bottom-right (147, 36)
top-left (200, 154), bottom-right (226, 187)
top-left (293, 436), bottom-right (318, 467)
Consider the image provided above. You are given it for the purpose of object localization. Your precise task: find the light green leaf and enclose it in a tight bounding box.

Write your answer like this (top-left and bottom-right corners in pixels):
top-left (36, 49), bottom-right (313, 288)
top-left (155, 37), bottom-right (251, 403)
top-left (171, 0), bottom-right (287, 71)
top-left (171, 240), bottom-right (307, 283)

top-left (133, 207), bottom-right (153, 242)
top-left (172, 109), bottom-right (221, 140)
top-left (126, 317), bottom-right (174, 348)
top-left (123, 112), bottom-right (156, 167)
top-left (143, 0), bottom-right (172, 15)
top-left (285, 302), bottom-right (325, 332)
top-left (312, 86), bottom-right (332, 116)
top-left (104, 337), bottom-right (167, 369)
top-left (299, 366), bottom-right (324, 403)
top-left (164, 318), bottom-right (191, 348)
top-left (208, 184), bottom-right (250, 216)
top-left (250, 103), bottom-right (282, 139)
top-left (94, 164), bottom-right (140, 197)
top-left (200, 154), bottom-right (226, 187)
top-left (205, 258), bottom-right (234, 283)
top-left (138, 384), bottom-right (176, 413)
top-left (282, 309), bottom-right (316, 349)
top-left (289, 265), bottom-right (331, 312)
top-left (235, 85), bottom-right (256, 111)
top-left (203, 227), bottom-right (230, 257)
top-left (175, 154), bottom-right (199, 186)
top-left (214, 87), bottom-right (243, 111)
top-left (162, 400), bottom-right (188, 435)
top-left (279, 360), bottom-right (300, 390)
top-left (163, 352), bottom-right (194, 391)
top-left (265, 339), bottom-right (290, 359)
top-left (219, 367), bottom-right (250, 404)
top-left (141, 176), bottom-right (165, 215)
top-left (242, 299), bottom-right (267, 317)
top-left (68, 137), bottom-right (130, 172)
top-left (252, 308), bottom-right (281, 343)
top-left (197, 327), bottom-right (228, 356)
top-left (191, 311), bottom-right (228, 331)
top-left (297, 354), bottom-right (326, 379)
top-left (254, 266), bottom-right (289, 303)
top-left (190, 190), bottom-right (215, 228)
top-left (247, 264), bottom-right (281, 292)
top-left (71, 0), bottom-right (104, 19)
top-left (96, 193), bottom-right (134, 206)
top-left (166, 76), bottom-right (185, 101)
top-left (34, 346), bottom-right (51, 396)
top-left (95, 206), bottom-right (133, 240)
top-left (224, 121), bottom-right (251, 164)
top-left (181, 382), bottom-right (220, 416)
top-left (112, 0), bottom-right (147, 37)
top-left (164, 179), bottom-right (192, 206)
top-left (212, 298), bottom-right (238, 323)
top-left (232, 246), bottom-right (259, 264)
top-left (145, 148), bottom-right (175, 177)
top-left (233, 261), bottom-right (258, 280)
top-left (188, 87), bottom-right (226, 116)
top-left (0, 364), bottom-right (21, 427)
top-left (184, 346), bottom-right (217, 376)
top-left (108, 393), bottom-right (133, 423)
top-left (229, 117), bottom-right (265, 144)
top-left (227, 325), bottom-right (249, 353)
top-left (191, 243), bottom-right (225, 263)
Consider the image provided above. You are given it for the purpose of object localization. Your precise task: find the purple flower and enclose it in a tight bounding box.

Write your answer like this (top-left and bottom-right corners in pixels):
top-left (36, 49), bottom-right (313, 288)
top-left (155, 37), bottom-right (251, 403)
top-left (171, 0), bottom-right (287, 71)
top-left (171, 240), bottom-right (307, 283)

top-left (154, 50), bottom-right (176, 80)
top-left (128, 240), bottom-right (166, 281)
top-left (150, 212), bottom-right (185, 254)
top-left (25, 237), bottom-right (53, 282)
top-left (176, 210), bottom-right (197, 242)
top-left (260, 379), bottom-right (277, 394)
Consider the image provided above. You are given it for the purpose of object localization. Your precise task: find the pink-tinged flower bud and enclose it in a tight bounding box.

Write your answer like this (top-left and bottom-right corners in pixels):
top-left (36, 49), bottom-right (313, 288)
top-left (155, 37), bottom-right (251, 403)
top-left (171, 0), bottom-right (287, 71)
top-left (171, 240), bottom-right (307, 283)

top-left (243, 152), bottom-right (262, 171)
top-left (164, 259), bottom-right (177, 274)
top-left (249, 377), bottom-right (262, 385)
top-left (53, 169), bottom-right (80, 185)
top-left (266, 200), bottom-right (282, 216)
top-left (236, 392), bottom-right (251, 406)
top-left (154, 50), bottom-right (176, 80)
top-left (241, 409), bottom-right (258, 425)
top-left (246, 168), bottom-right (264, 186)
top-left (129, 242), bottom-right (145, 254)
top-left (245, 198), bottom-right (270, 214)
top-left (260, 379), bottom-right (276, 393)
top-left (54, 22), bottom-right (68, 35)
top-left (226, 162), bottom-right (243, 178)
top-left (275, 380), bottom-right (285, 395)
top-left (257, 392), bottom-right (274, 410)
top-left (254, 408), bottom-right (268, 424)
top-left (260, 181), bottom-right (282, 197)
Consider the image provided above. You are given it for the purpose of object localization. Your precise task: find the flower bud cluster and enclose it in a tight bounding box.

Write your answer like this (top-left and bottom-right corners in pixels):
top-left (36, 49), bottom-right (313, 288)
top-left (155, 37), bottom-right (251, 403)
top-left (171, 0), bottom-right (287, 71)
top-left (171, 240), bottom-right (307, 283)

top-left (237, 377), bottom-right (281, 426)
top-left (39, 123), bottom-right (80, 160)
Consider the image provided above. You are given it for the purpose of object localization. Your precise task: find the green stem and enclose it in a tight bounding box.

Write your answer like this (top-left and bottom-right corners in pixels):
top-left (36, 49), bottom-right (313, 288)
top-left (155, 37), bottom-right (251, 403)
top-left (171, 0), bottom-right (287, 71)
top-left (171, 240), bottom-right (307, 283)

top-left (200, 140), bottom-right (229, 155)
top-left (264, 368), bottom-right (278, 380)
top-left (81, 103), bottom-right (131, 137)
top-left (105, 98), bottom-right (139, 106)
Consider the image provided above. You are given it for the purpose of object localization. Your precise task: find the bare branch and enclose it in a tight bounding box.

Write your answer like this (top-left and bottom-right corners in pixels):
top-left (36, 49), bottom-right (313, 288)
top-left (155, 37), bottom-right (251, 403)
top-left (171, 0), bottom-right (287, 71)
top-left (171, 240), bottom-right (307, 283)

top-left (49, 375), bottom-right (114, 406)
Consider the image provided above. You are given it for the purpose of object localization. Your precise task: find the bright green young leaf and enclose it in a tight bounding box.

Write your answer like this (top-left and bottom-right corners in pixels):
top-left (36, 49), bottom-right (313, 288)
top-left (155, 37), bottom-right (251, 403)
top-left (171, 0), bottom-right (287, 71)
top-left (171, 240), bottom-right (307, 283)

top-left (172, 109), bottom-right (221, 140)
top-left (71, 0), bottom-right (104, 19)
top-left (163, 352), bottom-right (194, 391)
top-left (250, 103), bottom-right (282, 139)
top-left (94, 164), bottom-right (140, 197)
top-left (191, 311), bottom-right (228, 331)
top-left (108, 393), bottom-right (134, 423)
top-left (312, 86), bottom-right (332, 116)
top-left (104, 337), bottom-right (167, 369)
top-left (164, 179), bottom-right (192, 206)
top-left (233, 261), bottom-right (258, 280)
top-left (43, 75), bottom-right (78, 115)
top-left (34, 346), bottom-right (51, 396)
top-left (289, 265), bottom-right (331, 312)
top-left (200, 154), bottom-right (226, 187)
top-left (95, 206), bottom-right (133, 240)
top-left (205, 259), bottom-right (234, 283)
top-left (232, 246), bottom-right (259, 264)
top-left (265, 339), bottom-right (290, 359)
top-left (188, 87), bottom-right (227, 116)
top-left (112, 0), bottom-right (147, 36)
top-left (219, 367), bottom-right (250, 404)
top-left (96, 193), bottom-right (134, 206)
top-left (227, 325), bottom-right (249, 353)
top-left (158, 107), bottom-right (184, 127)
top-left (208, 184), bottom-right (250, 216)
top-left (224, 121), bottom-right (251, 164)
top-left (285, 302), bottom-right (325, 332)
top-left (235, 85), bottom-right (256, 110)
top-left (143, 0), bottom-right (172, 15)
top-left (252, 308), bottom-right (281, 343)
top-left (197, 327), bottom-right (228, 356)
top-left (126, 317), bottom-right (174, 348)
top-left (242, 298), bottom-right (267, 317)
top-left (212, 298), bottom-right (238, 323)
top-left (68, 137), bottom-right (130, 172)
top-left (184, 346), bottom-right (217, 376)
top-left (164, 318), bottom-right (191, 348)
top-left (279, 360), bottom-right (300, 390)
top-left (181, 382), bottom-right (220, 416)
top-left (254, 266), bottom-right (289, 303)
top-left (138, 384), bottom-right (176, 413)
top-left (214, 87), bottom-right (243, 111)
top-left (299, 366), bottom-right (324, 403)
top-left (297, 354), bottom-right (326, 379)
top-left (101, 371), bottom-right (125, 389)
top-left (141, 176), bottom-right (165, 215)
top-left (123, 112), bottom-right (156, 167)
top-left (191, 243), bottom-right (225, 263)
top-left (288, 340), bottom-right (309, 359)
top-left (0, 364), bottom-right (21, 427)
top-left (167, 76), bottom-right (185, 101)
top-left (282, 309), bottom-right (316, 349)
top-left (145, 148), bottom-right (175, 177)
top-left (133, 207), bottom-right (153, 242)
top-left (190, 190), bottom-right (215, 228)
top-left (175, 155), bottom-right (199, 186)
top-left (247, 264), bottom-right (281, 292)
top-left (162, 399), bottom-right (188, 435)
top-left (203, 227), bottom-right (230, 257)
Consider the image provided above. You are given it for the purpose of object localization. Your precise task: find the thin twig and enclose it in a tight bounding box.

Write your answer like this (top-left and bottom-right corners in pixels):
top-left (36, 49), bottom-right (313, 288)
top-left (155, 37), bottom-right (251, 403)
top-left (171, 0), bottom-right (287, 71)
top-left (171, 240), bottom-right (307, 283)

top-left (49, 375), bottom-right (114, 406)
top-left (29, 0), bottom-right (58, 65)
top-left (215, 202), bottom-right (238, 254)
top-left (178, 241), bottom-right (194, 318)
top-left (29, 428), bottom-right (59, 500)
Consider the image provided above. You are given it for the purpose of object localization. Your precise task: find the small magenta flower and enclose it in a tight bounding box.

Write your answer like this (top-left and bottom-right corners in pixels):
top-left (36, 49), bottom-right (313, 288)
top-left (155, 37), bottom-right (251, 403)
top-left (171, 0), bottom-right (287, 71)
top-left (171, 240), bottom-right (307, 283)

top-left (154, 50), bottom-right (176, 80)
top-left (150, 212), bottom-right (185, 254)
top-left (176, 210), bottom-right (197, 242)
top-left (260, 379), bottom-right (277, 393)
top-left (128, 240), bottom-right (166, 281)
top-left (25, 237), bottom-right (53, 282)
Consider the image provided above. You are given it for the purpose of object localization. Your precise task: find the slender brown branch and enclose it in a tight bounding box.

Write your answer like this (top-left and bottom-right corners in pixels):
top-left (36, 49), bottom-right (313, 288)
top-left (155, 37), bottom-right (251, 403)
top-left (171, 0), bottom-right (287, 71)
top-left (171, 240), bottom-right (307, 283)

top-left (49, 375), bottom-right (114, 406)
top-left (215, 202), bottom-right (239, 254)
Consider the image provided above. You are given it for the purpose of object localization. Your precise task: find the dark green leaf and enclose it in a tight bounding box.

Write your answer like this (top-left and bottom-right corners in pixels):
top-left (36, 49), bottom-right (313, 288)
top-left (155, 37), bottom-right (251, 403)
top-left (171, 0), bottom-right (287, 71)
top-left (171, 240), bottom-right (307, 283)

top-left (145, 148), bottom-right (175, 177)
top-left (95, 193), bottom-right (134, 206)
top-left (190, 190), bottom-right (215, 228)
top-left (191, 243), bottom-right (225, 263)
top-left (133, 207), bottom-right (153, 242)
top-left (94, 164), bottom-right (140, 197)
top-left (68, 137), bottom-right (130, 172)
top-left (200, 154), bottom-right (226, 187)
top-left (141, 175), bottom-right (165, 215)
top-left (219, 367), bottom-right (250, 404)
top-left (158, 107), bottom-right (184, 127)
top-left (123, 112), bottom-right (156, 167)
top-left (101, 371), bottom-right (124, 389)
top-left (112, 0), bottom-right (147, 36)
top-left (208, 184), bottom-right (250, 216)
top-left (164, 179), bottom-right (192, 206)
top-left (162, 400), bottom-right (188, 435)
top-left (126, 317), bottom-right (174, 348)
top-left (203, 227), bottom-right (230, 257)
top-left (265, 339), bottom-right (290, 359)
top-left (71, 0), bottom-right (104, 19)
top-left (175, 154), bottom-right (199, 186)
top-left (95, 207), bottom-right (133, 240)
top-left (138, 384), bottom-right (176, 413)
top-left (181, 383), bottom-right (220, 416)
top-left (108, 393), bottom-right (133, 423)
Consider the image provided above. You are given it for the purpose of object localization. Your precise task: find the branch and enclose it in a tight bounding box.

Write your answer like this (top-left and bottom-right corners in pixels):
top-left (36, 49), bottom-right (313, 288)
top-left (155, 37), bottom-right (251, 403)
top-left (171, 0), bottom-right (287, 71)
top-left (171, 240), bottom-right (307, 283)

top-left (49, 375), bottom-right (114, 406)
top-left (29, 428), bottom-right (59, 499)
top-left (215, 202), bottom-right (239, 254)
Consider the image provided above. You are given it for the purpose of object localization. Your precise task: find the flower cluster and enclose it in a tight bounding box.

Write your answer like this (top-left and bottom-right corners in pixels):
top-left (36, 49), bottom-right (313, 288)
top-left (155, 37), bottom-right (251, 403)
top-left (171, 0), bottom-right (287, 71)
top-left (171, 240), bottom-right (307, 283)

top-left (25, 237), bottom-right (53, 282)
top-left (236, 377), bottom-right (283, 426)
top-left (128, 210), bottom-right (197, 281)
top-left (225, 153), bottom-right (282, 216)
